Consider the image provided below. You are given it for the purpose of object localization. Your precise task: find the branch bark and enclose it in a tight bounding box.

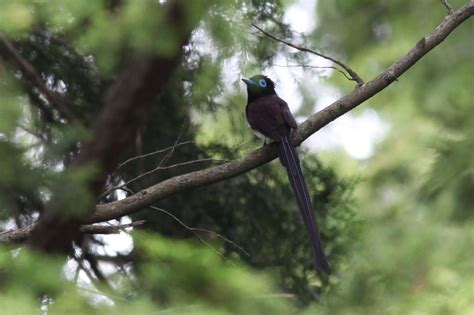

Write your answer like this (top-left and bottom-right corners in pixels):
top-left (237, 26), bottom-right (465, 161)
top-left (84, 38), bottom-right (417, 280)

top-left (81, 220), bottom-right (145, 234)
top-left (441, 0), bottom-right (455, 14)
top-left (0, 221), bottom-right (144, 243)
top-left (0, 33), bottom-right (77, 122)
top-left (1, 1), bottom-right (472, 245)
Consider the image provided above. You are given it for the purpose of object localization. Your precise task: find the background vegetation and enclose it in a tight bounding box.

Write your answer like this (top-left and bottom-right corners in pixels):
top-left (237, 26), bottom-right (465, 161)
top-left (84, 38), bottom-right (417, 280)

top-left (0, 0), bottom-right (472, 314)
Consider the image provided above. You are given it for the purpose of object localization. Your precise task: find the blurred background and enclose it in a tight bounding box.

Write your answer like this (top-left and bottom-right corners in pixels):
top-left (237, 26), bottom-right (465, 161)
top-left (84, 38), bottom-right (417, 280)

top-left (0, 0), bottom-right (472, 314)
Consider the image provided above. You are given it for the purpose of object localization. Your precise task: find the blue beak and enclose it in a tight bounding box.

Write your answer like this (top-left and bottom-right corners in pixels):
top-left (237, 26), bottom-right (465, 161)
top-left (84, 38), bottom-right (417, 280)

top-left (242, 78), bottom-right (257, 86)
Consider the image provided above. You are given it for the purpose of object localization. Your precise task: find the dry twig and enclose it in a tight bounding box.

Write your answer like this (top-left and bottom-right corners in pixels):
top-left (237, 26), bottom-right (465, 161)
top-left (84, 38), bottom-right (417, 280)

top-left (116, 141), bottom-right (194, 170)
top-left (441, 0), bottom-right (455, 14)
top-left (150, 206), bottom-right (249, 260)
top-left (252, 23), bottom-right (365, 86)
top-left (0, 33), bottom-right (77, 122)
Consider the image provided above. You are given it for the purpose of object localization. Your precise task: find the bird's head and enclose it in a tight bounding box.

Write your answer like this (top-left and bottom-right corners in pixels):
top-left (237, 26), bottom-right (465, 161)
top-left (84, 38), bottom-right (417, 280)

top-left (242, 74), bottom-right (276, 101)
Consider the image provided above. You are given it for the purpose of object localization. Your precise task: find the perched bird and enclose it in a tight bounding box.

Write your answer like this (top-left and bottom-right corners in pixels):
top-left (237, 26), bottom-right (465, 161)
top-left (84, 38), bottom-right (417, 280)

top-left (242, 74), bottom-right (331, 274)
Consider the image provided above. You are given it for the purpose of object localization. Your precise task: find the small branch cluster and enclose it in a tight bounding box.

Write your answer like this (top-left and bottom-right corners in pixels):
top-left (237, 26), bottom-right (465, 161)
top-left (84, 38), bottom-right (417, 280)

top-left (251, 23), bottom-right (365, 86)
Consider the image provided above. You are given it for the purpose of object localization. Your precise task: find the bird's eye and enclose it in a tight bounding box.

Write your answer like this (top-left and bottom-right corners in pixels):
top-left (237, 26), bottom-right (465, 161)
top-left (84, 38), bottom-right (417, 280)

top-left (258, 79), bottom-right (267, 88)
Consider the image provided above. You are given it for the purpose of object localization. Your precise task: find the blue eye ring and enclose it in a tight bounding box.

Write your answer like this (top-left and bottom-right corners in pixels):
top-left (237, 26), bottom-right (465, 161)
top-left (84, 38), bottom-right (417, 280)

top-left (258, 79), bottom-right (267, 88)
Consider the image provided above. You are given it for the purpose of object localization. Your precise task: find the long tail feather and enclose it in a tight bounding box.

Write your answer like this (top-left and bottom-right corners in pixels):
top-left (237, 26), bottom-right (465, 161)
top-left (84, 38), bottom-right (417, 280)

top-left (278, 135), bottom-right (331, 274)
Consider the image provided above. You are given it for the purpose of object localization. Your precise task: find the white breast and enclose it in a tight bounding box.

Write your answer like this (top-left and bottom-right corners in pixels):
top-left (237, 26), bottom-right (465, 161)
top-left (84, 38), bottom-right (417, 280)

top-left (251, 128), bottom-right (273, 144)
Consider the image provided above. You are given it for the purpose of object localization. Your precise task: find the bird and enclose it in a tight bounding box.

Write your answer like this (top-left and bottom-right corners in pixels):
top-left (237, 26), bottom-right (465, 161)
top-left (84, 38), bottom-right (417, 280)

top-left (242, 74), bottom-right (331, 274)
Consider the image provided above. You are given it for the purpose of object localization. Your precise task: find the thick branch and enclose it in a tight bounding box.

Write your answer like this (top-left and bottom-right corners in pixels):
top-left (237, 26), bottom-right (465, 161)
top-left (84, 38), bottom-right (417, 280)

top-left (0, 33), bottom-right (77, 122)
top-left (81, 220), bottom-right (145, 234)
top-left (252, 23), bottom-right (365, 86)
top-left (87, 2), bottom-right (473, 224)
top-left (0, 221), bottom-right (144, 244)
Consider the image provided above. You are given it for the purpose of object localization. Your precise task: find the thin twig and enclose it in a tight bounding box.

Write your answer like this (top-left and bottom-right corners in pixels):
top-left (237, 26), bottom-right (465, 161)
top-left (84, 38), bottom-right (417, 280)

top-left (18, 124), bottom-right (48, 142)
top-left (80, 220), bottom-right (145, 234)
top-left (101, 128), bottom-right (189, 198)
top-left (441, 0), bottom-right (454, 14)
top-left (116, 141), bottom-right (194, 170)
top-left (76, 285), bottom-right (128, 302)
top-left (0, 33), bottom-right (77, 122)
top-left (101, 158), bottom-right (227, 199)
top-left (150, 206), bottom-right (231, 263)
top-left (252, 23), bottom-right (365, 86)
top-left (271, 63), bottom-right (354, 81)
top-left (150, 205), bottom-right (249, 257)
top-left (121, 158), bottom-right (226, 188)
top-left (74, 247), bottom-right (113, 294)
top-left (187, 228), bottom-right (250, 257)
top-left (159, 125), bottom-right (185, 167)
top-left (79, 239), bottom-right (112, 289)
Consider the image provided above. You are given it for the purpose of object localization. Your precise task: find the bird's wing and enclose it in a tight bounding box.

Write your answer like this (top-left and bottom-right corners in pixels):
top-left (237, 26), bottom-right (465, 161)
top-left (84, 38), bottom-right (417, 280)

top-left (276, 97), bottom-right (297, 129)
top-left (246, 95), bottom-right (292, 141)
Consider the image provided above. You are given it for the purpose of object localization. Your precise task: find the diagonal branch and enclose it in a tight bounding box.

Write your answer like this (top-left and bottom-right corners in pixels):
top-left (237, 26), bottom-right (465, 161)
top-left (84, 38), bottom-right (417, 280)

top-left (102, 157), bottom-right (228, 199)
top-left (86, 1), bottom-right (473, 224)
top-left (1, 1), bottom-right (472, 245)
top-left (270, 63), bottom-right (355, 81)
top-left (0, 33), bottom-right (77, 122)
top-left (116, 140), bottom-right (194, 170)
top-left (252, 23), bottom-right (365, 86)
top-left (441, 0), bottom-right (455, 14)
top-left (150, 206), bottom-right (249, 257)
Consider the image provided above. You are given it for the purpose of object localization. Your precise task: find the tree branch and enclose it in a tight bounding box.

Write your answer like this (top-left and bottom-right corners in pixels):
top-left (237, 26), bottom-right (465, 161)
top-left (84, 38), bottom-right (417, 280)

top-left (2, 2), bottom-right (473, 245)
top-left (0, 33), bottom-right (77, 122)
top-left (150, 206), bottom-right (249, 257)
top-left (116, 140), bottom-right (194, 170)
top-left (270, 63), bottom-right (355, 81)
top-left (86, 1), bottom-right (473, 224)
top-left (441, 0), bottom-right (455, 14)
top-left (0, 221), bottom-right (144, 244)
top-left (251, 23), bottom-right (365, 86)
top-left (101, 157), bottom-right (228, 199)
top-left (80, 220), bottom-right (145, 234)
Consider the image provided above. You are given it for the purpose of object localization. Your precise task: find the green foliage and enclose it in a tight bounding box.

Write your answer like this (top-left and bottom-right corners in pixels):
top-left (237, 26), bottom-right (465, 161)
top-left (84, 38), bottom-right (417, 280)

top-left (0, 78), bottom-right (22, 134)
top-left (311, 0), bottom-right (473, 313)
top-left (308, 217), bottom-right (474, 315)
top-left (47, 166), bottom-right (97, 217)
top-left (0, 1), bottom-right (34, 35)
top-left (77, 1), bottom-right (204, 72)
top-left (0, 0), bottom-right (355, 311)
top-left (0, 234), bottom-right (295, 314)
top-left (422, 133), bottom-right (474, 220)
top-left (133, 232), bottom-right (292, 314)
top-left (2, 0), bottom-right (469, 313)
